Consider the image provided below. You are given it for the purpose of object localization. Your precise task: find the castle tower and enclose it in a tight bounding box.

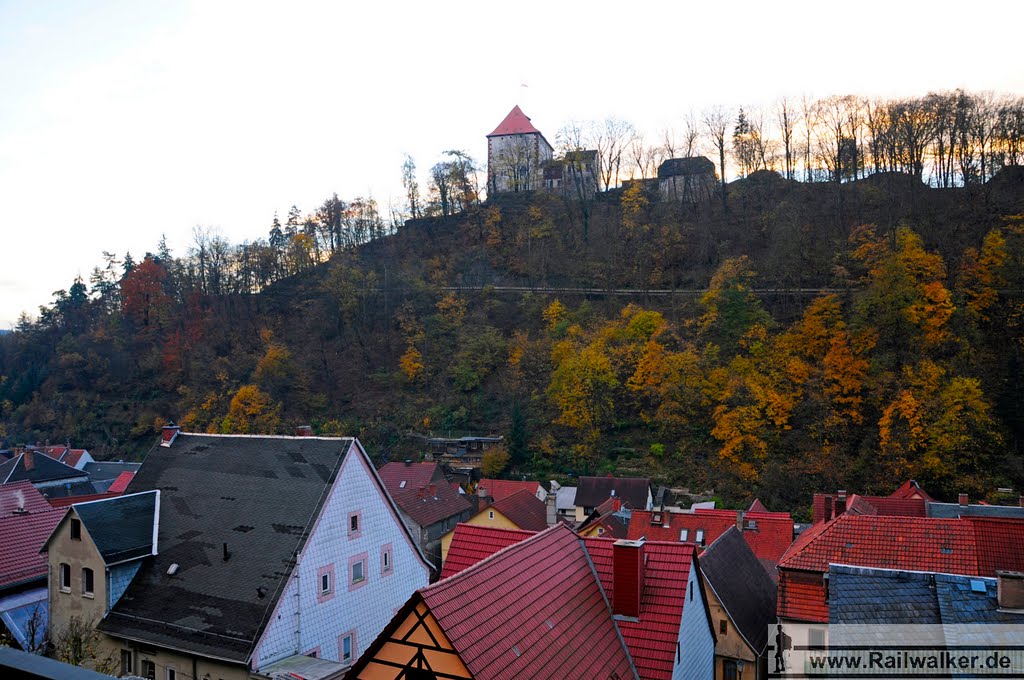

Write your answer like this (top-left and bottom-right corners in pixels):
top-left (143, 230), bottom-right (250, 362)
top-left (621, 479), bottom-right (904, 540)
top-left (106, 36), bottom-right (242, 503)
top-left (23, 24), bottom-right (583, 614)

top-left (486, 105), bottom-right (554, 195)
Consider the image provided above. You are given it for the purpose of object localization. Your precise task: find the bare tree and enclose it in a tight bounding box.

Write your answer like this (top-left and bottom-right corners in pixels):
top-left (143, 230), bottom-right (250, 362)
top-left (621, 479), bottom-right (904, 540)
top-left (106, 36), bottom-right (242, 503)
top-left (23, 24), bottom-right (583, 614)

top-left (776, 97), bottom-right (797, 179)
top-left (401, 154), bottom-right (421, 220)
top-left (593, 117), bottom-right (636, 190)
top-left (703, 105), bottom-right (731, 207)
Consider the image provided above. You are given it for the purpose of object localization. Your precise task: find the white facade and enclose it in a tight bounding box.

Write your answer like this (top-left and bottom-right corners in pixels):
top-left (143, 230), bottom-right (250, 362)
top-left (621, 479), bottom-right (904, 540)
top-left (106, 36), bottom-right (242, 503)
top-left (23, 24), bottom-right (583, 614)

top-left (675, 555), bottom-right (716, 680)
top-left (253, 441), bottom-right (431, 671)
top-left (487, 132), bottom-right (554, 194)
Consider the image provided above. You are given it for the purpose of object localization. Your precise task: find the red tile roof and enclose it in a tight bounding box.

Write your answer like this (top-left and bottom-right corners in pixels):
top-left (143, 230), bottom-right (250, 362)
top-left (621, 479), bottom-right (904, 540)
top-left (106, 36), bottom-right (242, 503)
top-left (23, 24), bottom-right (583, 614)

top-left (478, 478), bottom-right (542, 502)
top-left (586, 537), bottom-right (695, 679)
top-left (441, 524), bottom-right (534, 579)
top-left (490, 488), bottom-right (548, 531)
top-left (891, 479), bottom-right (934, 502)
top-left (487, 105), bottom-right (542, 137)
top-left (778, 514), bottom-right (978, 574)
top-left (969, 517), bottom-right (1024, 574)
top-left (422, 525), bottom-right (638, 679)
top-left (35, 446), bottom-right (88, 468)
top-left (107, 471), bottom-right (135, 494)
top-left (47, 492), bottom-right (120, 508)
top-left (628, 509), bottom-right (793, 569)
top-left (811, 482), bottom-right (932, 523)
top-left (0, 482), bottom-right (63, 589)
top-left (378, 461), bottom-right (472, 528)
top-left (440, 523), bottom-right (702, 679)
top-left (748, 498), bottom-right (770, 513)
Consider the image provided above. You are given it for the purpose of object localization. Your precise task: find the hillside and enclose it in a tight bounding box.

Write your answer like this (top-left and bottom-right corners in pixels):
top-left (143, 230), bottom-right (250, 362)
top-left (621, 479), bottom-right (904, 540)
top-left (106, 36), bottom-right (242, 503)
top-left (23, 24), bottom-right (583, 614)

top-left (2, 170), bottom-right (1024, 516)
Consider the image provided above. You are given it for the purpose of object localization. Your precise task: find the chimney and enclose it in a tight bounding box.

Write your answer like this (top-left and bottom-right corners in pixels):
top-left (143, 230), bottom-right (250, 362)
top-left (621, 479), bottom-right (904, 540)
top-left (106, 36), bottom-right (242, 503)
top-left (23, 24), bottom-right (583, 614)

top-left (612, 498), bottom-right (621, 512)
top-left (223, 543), bottom-right (231, 561)
top-left (478, 485), bottom-right (488, 498)
top-left (612, 539), bottom-right (645, 619)
top-left (835, 490), bottom-right (847, 516)
top-left (161, 423), bottom-right (181, 448)
top-left (418, 485), bottom-right (426, 499)
top-left (959, 493), bottom-right (969, 507)
top-left (404, 459), bottom-right (412, 467)
top-left (546, 489), bottom-right (557, 527)
top-left (295, 425), bottom-right (313, 437)
top-left (997, 571), bottom-right (1024, 610)
top-left (428, 484), bottom-right (437, 498)
top-left (23, 451), bottom-right (34, 471)
top-left (736, 510), bottom-right (745, 532)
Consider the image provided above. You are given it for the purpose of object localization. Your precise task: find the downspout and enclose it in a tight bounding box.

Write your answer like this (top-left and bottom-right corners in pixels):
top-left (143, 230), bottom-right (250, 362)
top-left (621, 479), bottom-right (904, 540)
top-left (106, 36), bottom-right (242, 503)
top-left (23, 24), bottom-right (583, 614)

top-left (294, 556), bottom-right (301, 655)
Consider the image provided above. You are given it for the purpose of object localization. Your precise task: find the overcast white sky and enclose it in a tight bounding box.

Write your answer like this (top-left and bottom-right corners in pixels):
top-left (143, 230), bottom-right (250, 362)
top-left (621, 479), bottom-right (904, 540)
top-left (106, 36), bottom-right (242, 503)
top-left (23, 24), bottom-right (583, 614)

top-left (2, 0), bottom-right (1022, 328)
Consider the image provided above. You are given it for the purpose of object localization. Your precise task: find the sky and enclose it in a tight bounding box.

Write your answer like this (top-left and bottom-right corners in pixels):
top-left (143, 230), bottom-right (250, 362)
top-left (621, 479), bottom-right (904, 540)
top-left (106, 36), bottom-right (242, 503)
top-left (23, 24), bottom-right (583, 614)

top-left (2, 0), bottom-right (1022, 328)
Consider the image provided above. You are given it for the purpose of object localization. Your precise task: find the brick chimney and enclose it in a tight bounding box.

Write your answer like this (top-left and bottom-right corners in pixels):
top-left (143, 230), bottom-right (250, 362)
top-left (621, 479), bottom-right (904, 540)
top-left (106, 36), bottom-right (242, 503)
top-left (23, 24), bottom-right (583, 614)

top-left (835, 490), bottom-right (847, 516)
top-left (428, 484), bottom-right (437, 498)
top-left (997, 571), bottom-right (1024, 610)
top-left (417, 485), bottom-right (426, 499)
top-left (161, 423), bottom-right (181, 448)
top-left (295, 425), bottom-right (313, 437)
top-left (612, 539), bottom-right (645, 619)
top-left (959, 493), bottom-right (969, 507)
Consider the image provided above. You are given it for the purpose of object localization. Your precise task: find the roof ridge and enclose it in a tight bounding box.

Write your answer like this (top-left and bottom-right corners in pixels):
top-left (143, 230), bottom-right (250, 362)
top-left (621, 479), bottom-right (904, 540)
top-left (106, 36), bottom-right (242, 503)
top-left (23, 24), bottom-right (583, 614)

top-left (177, 432), bottom-right (353, 441)
top-left (426, 524), bottom-right (557, 589)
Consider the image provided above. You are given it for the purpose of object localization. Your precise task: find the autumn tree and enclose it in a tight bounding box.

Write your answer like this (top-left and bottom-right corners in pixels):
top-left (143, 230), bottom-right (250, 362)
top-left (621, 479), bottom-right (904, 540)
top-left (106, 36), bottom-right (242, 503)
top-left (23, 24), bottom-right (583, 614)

top-left (703, 106), bottom-right (731, 207)
top-left (221, 384), bottom-right (281, 434)
top-left (120, 256), bottom-right (171, 331)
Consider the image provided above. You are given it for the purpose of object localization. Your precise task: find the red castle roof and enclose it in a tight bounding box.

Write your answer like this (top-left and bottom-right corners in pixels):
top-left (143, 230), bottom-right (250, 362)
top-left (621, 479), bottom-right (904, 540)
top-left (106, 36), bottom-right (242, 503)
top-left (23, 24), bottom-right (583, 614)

top-left (488, 105), bottom-right (542, 137)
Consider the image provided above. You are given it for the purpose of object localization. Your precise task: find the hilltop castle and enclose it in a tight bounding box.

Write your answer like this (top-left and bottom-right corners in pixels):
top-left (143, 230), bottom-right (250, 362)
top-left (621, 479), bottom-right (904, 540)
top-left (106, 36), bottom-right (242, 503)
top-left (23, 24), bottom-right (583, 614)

top-left (486, 105), bottom-right (599, 198)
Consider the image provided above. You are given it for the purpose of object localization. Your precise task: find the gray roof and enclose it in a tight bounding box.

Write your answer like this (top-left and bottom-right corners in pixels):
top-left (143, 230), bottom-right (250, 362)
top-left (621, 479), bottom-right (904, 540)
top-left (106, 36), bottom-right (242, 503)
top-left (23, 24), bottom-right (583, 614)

top-left (97, 434), bottom-right (357, 664)
top-left (657, 156), bottom-right (715, 179)
top-left (556, 486), bottom-right (577, 512)
top-left (0, 646), bottom-right (115, 679)
top-left (927, 502), bottom-right (1024, 519)
top-left (830, 565), bottom-right (1024, 624)
top-left (700, 527), bottom-right (777, 654)
top-left (576, 476), bottom-right (650, 510)
top-left (73, 491), bottom-right (157, 564)
top-left (0, 452), bottom-right (86, 485)
top-left (82, 461), bottom-right (141, 482)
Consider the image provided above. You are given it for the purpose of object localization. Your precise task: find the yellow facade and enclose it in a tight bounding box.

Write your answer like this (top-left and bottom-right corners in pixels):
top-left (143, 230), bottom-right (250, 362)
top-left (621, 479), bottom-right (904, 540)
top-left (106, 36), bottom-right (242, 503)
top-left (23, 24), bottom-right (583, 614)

top-left (47, 511), bottom-right (108, 643)
top-left (702, 579), bottom-right (758, 680)
top-left (439, 507), bottom-right (519, 562)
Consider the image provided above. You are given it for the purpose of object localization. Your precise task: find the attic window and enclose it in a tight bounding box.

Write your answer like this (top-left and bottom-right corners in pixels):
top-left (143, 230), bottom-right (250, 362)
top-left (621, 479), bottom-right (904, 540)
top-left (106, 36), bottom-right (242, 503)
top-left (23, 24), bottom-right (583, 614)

top-left (970, 579), bottom-right (987, 593)
top-left (70, 518), bottom-right (81, 541)
top-left (651, 512), bottom-right (663, 525)
top-left (695, 529), bottom-right (705, 546)
top-left (941, 547), bottom-right (954, 555)
top-left (399, 481), bottom-right (407, 489)
top-left (680, 529), bottom-right (689, 542)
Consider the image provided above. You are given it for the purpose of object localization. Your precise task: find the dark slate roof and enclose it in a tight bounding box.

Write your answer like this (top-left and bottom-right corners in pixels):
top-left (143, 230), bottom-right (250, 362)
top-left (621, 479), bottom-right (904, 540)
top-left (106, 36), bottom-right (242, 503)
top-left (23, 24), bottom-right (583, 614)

top-left (657, 156), bottom-right (715, 179)
top-left (829, 565), bottom-right (941, 624)
top-left (927, 502), bottom-right (1024, 519)
top-left (700, 527), bottom-right (777, 654)
top-left (830, 565), bottom-right (1024, 625)
top-left (576, 476), bottom-right (650, 511)
top-left (38, 480), bottom-right (104, 499)
top-left (97, 433), bottom-right (356, 664)
top-left (83, 461), bottom-right (142, 482)
top-left (0, 452), bottom-right (87, 485)
top-left (73, 491), bottom-right (157, 564)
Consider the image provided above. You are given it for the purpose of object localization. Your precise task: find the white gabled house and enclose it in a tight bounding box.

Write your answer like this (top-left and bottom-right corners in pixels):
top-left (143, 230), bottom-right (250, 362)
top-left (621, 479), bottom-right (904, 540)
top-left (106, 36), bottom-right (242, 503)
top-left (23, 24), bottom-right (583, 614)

top-left (44, 427), bottom-right (431, 679)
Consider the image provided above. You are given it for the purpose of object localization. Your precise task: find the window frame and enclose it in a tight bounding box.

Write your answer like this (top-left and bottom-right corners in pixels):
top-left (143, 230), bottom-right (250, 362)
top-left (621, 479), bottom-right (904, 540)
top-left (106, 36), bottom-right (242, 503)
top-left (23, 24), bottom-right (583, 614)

top-left (120, 649), bottom-right (133, 676)
top-left (320, 571), bottom-right (331, 596)
top-left (82, 567), bottom-right (94, 597)
top-left (141, 659), bottom-right (156, 680)
top-left (59, 563), bottom-right (71, 592)
top-left (680, 528), bottom-right (689, 542)
top-left (352, 559), bottom-right (364, 584)
top-left (70, 518), bottom-right (82, 541)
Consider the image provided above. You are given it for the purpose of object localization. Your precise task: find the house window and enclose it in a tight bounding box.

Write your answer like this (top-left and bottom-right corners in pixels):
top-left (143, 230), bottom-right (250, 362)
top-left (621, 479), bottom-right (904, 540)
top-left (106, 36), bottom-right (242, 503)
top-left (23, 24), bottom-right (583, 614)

top-left (597, 527), bottom-right (604, 535)
top-left (381, 545), bottom-right (393, 574)
top-left (352, 559), bottom-right (364, 584)
top-left (340, 633), bottom-right (354, 664)
top-left (695, 529), bottom-right (705, 546)
top-left (166, 667), bottom-right (177, 680)
top-left (720, 619), bottom-right (728, 635)
top-left (82, 567), bottom-right (94, 596)
top-left (688, 581), bottom-right (693, 601)
top-left (488, 510), bottom-right (494, 519)
top-left (680, 529), bottom-right (689, 542)
top-left (348, 511), bottom-right (362, 539)
top-left (120, 650), bottom-right (132, 676)
top-left (321, 571), bottom-right (331, 596)
top-left (59, 563), bottom-right (71, 592)
top-left (723, 660), bottom-right (738, 680)
top-left (141, 659), bottom-right (156, 680)
top-left (70, 518), bottom-right (81, 540)
top-left (316, 565), bottom-right (335, 603)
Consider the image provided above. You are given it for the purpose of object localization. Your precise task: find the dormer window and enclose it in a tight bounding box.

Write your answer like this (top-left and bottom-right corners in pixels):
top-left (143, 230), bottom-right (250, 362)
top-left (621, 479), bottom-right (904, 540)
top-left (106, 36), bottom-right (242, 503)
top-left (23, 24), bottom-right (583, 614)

top-left (695, 529), bottom-right (705, 546)
top-left (651, 512), bottom-right (663, 525)
top-left (680, 529), bottom-right (689, 542)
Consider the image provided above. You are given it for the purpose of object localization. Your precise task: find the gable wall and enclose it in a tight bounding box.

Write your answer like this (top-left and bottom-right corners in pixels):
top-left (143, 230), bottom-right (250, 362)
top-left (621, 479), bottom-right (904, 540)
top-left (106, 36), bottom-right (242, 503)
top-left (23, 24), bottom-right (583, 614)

top-left (675, 559), bottom-right (715, 680)
top-left (47, 511), bottom-right (108, 636)
top-left (255, 442), bottom-right (430, 670)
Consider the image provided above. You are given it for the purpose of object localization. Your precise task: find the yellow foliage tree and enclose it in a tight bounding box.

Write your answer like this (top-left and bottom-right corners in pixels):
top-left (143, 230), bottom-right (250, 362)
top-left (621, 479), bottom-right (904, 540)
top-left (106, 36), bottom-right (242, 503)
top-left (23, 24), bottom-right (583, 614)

top-left (222, 384), bottom-right (281, 434)
top-left (400, 345), bottom-right (424, 382)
